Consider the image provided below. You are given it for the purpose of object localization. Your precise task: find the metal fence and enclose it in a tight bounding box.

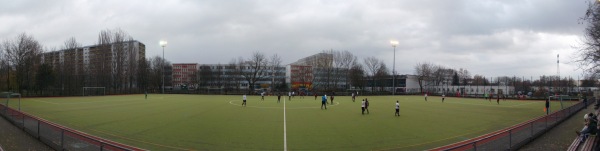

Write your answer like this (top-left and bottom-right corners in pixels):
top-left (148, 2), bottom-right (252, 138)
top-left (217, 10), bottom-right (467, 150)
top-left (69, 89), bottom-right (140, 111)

top-left (433, 101), bottom-right (586, 151)
top-left (0, 104), bottom-right (145, 151)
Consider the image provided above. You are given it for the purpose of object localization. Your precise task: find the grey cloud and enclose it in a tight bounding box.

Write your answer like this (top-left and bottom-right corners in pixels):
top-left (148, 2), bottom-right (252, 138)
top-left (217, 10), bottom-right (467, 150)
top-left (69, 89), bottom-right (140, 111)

top-left (0, 0), bottom-right (589, 79)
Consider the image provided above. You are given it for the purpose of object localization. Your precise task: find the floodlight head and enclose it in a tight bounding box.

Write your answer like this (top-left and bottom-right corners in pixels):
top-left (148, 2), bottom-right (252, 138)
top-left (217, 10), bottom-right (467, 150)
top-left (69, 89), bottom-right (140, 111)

top-left (390, 40), bottom-right (399, 46)
top-left (159, 40), bottom-right (168, 47)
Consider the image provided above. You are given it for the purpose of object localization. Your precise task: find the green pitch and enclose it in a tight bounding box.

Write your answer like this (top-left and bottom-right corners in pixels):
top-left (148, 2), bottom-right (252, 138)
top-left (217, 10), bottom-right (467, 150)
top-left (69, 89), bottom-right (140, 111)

top-left (6, 94), bottom-right (572, 151)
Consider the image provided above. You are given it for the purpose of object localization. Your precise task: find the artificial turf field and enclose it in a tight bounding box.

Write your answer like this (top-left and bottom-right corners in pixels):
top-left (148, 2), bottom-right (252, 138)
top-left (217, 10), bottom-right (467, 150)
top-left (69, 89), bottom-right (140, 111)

top-left (5, 94), bottom-right (574, 151)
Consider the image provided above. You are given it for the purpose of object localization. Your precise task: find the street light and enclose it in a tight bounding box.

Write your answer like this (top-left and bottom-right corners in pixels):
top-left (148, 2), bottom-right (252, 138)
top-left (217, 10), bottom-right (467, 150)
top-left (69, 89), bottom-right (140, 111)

top-left (390, 40), bottom-right (399, 95)
top-left (160, 40), bottom-right (168, 94)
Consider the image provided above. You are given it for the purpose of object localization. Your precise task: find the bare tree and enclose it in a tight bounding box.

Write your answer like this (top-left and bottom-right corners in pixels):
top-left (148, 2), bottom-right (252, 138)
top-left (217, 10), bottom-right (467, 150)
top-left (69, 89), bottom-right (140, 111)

top-left (4, 33), bottom-right (44, 95)
top-left (375, 62), bottom-right (390, 91)
top-left (303, 51), bottom-right (335, 91)
top-left (472, 75), bottom-right (488, 85)
top-left (148, 56), bottom-right (169, 92)
top-left (61, 37), bottom-right (82, 95)
top-left (269, 54), bottom-right (283, 91)
top-left (457, 68), bottom-right (471, 85)
top-left (0, 41), bottom-right (8, 91)
top-left (332, 50), bottom-right (356, 91)
top-left (241, 52), bottom-right (269, 93)
top-left (137, 58), bottom-right (150, 92)
top-left (364, 57), bottom-right (383, 92)
top-left (577, 1), bottom-right (600, 77)
top-left (349, 62), bottom-right (366, 90)
top-left (414, 62), bottom-right (434, 93)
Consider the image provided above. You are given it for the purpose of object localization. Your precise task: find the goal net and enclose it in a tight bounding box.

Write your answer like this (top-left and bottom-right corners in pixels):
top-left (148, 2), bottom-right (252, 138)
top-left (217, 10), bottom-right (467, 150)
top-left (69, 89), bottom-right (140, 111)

top-left (0, 92), bottom-right (21, 110)
top-left (82, 87), bottom-right (106, 96)
top-left (549, 95), bottom-right (571, 111)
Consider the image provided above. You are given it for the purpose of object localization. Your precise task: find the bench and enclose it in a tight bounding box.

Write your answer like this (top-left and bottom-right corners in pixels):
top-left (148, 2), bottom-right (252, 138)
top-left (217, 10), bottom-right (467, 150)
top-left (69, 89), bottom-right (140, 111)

top-left (567, 136), bottom-right (583, 151)
top-left (582, 135), bottom-right (597, 151)
top-left (567, 135), bottom-right (596, 151)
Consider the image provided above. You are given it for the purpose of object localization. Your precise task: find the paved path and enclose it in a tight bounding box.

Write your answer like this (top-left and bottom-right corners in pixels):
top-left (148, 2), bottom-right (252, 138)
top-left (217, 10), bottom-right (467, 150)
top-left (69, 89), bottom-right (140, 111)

top-left (0, 115), bottom-right (53, 151)
top-left (519, 106), bottom-right (595, 151)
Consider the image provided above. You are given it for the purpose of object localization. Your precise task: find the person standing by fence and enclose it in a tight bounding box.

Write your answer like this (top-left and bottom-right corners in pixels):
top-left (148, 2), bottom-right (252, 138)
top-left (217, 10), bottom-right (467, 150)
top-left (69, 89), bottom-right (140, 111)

top-left (545, 98), bottom-right (550, 115)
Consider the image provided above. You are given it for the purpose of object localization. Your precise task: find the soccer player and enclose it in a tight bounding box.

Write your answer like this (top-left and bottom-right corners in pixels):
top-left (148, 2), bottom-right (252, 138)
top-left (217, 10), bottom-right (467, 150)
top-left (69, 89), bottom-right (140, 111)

top-left (292, 91), bottom-right (295, 98)
top-left (145, 91), bottom-right (147, 100)
top-left (321, 94), bottom-right (327, 109)
top-left (424, 93), bottom-right (428, 101)
top-left (277, 93), bottom-right (281, 103)
top-left (395, 100), bottom-right (400, 116)
top-left (442, 94), bottom-right (445, 102)
top-left (496, 95), bottom-right (500, 104)
top-left (242, 94), bottom-right (247, 107)
top-left (352, 92), bottom-right (356, 102)
top-left (361, 99), bottom-right (366, 115)
top-left (314, 92), bottom-right (318, 100)
top-left (288, 91), bottom-right (292, 101)
top-left (330, 94), bottom-right (334, 105)
top-left (365, 98), bottom-right (370, 114)
top-left (261, 92), bottom-right (265, 101)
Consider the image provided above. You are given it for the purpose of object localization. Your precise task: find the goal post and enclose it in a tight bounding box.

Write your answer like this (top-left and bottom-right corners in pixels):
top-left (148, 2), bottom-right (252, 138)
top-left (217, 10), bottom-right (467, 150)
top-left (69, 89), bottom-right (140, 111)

top-left (549, 94), bottom-right (570, 110)
top-left (1, 92), bottom-right (21, 111)
top-left (82, 87), bottom-right (106, 96)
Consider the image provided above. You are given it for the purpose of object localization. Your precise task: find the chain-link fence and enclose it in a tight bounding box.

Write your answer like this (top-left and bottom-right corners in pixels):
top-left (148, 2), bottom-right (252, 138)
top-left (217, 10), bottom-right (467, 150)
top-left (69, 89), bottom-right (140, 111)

top-left (433, 101), bottom-right (585, 151)
top-left (0, 104), bottom-right (145, 151)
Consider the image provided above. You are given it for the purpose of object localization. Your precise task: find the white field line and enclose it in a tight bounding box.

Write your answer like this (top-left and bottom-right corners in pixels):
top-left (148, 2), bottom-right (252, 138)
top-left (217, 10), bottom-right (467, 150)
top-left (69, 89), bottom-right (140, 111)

top-left (31, 99), bottom-right (60, 105)
top-left (443, 100), bottom-right (538, 107)
top-left (228, 100), bottom-right (339, 109)
top-left (32, 98), bottom-right (141, 105)
top-left (283, 97), bottom-right (288, 151)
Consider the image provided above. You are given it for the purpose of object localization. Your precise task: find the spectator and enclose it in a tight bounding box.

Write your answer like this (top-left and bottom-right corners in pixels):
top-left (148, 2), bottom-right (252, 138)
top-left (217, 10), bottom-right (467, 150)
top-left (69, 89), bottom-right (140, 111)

top-left (576, 113), bottom-right (598, 142)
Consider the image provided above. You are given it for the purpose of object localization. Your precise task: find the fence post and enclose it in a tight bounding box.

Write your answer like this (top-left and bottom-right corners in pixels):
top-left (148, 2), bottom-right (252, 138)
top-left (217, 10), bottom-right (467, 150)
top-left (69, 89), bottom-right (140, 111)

top-left (100, 143), bottom-right (104, 151)
top-left (473, 141), bottom-right (477, 151)
top-left (509, 129), bottom-right (512, 150)
top-left (61, 129), bottom-right (64, 150)
top-left (22, 113), bottom-right (25, 130)
top-left (545, 115), bottom-right (547, 129)
top-left (530, 122), bottom-right (533, 140)
top-left (37, 120), bottom-right (40, 139)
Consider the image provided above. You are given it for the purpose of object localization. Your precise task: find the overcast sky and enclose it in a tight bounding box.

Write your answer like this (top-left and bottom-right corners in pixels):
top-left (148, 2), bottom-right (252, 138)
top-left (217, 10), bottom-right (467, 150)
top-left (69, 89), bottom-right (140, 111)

top-left (0, 0), bottom-right (591, 79)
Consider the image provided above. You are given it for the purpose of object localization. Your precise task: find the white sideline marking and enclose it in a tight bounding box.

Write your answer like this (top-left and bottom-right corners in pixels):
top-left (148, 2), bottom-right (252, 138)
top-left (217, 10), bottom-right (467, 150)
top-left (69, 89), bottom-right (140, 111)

top-left (31, 99), bottom-right (60, 105)
top-left (32, 98), bottom-right (141, 105)
top-left (283, 97), bottom-right (287, 151)
top-left (228, 100), bottom-right (339, 109)
top-left (444, 100), bottom-right (538, 107)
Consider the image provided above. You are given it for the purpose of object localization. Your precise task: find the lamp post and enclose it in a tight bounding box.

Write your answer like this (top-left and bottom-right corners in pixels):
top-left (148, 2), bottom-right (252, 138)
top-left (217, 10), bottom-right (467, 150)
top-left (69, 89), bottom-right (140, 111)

top-left (390, 40), bottom-right (399, 95)
top-left (160, 40), bottom-right (168, 94)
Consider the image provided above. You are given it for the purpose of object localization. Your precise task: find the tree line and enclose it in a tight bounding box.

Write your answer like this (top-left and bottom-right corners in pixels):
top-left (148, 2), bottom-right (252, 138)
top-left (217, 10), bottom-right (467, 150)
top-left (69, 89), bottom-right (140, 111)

top-left (0, 29), bottom-right (171, 96)
top-left (414, 62), bottom-right (597, 96)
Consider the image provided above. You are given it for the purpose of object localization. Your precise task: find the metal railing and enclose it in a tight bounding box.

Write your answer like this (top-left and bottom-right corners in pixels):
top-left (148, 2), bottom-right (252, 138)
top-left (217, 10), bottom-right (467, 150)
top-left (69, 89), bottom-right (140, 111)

top-left (433, 101), bottom-right (586, 151)
top-left (0, 104), bottom-right (145, 151)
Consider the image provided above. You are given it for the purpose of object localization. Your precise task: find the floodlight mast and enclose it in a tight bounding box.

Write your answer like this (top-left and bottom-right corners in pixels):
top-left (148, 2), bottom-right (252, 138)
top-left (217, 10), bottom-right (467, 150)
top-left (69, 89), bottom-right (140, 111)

top-left (390, 40), bottom-right (399, 95)
top-left (160, 40), bottom-right (168, 94)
